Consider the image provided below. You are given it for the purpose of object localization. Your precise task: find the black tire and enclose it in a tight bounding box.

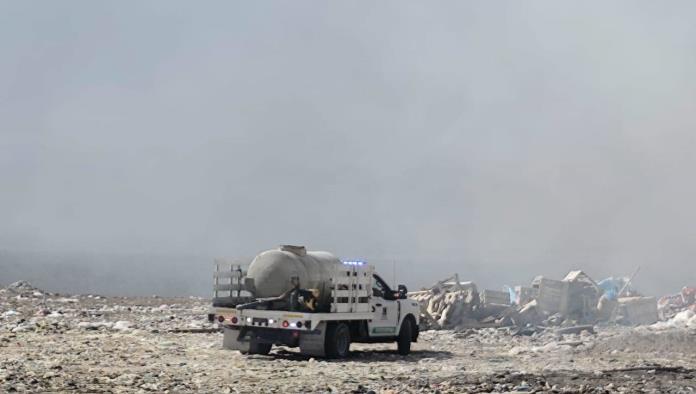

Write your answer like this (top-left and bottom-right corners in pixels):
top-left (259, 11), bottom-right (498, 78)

top-left (397, 319), bottom-right (412, 355)
top-left (247, 341), bottom-right (272, 355)
top-left (325, 322), bottom-right (351, 358)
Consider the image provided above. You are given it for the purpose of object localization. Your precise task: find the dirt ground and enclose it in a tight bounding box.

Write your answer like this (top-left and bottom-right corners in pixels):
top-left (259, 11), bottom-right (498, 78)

top-left (2, 283), bottom-right (695, 393)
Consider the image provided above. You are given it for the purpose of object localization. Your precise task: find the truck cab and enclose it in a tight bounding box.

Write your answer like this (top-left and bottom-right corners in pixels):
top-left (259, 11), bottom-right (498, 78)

top-left (368, 274), bottom-right (403, 336)
top-left (210, 248), bottom-right (419, 358)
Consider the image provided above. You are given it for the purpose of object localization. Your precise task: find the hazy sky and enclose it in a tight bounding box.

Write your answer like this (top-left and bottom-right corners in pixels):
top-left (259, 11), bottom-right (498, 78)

top-left (2, 2), bottom-right (696, 294)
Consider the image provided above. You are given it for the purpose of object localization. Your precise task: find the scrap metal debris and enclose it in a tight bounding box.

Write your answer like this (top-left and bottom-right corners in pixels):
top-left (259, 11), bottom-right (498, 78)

top-left (411, 269), bottom-right (689, 331)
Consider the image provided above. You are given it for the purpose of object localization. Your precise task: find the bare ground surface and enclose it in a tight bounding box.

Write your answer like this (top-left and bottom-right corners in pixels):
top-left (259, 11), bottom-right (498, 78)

top-left (2, 284), bottom-right (696, 393)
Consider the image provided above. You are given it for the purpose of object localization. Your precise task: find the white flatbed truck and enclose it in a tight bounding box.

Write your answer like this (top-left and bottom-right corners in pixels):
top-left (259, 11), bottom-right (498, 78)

top-left (210, 258), bottom-right (420, 358)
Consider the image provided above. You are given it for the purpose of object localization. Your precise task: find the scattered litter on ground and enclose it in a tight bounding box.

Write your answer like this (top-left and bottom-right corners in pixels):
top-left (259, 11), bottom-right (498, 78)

top-left (2, 279), bottom-right (695, 393)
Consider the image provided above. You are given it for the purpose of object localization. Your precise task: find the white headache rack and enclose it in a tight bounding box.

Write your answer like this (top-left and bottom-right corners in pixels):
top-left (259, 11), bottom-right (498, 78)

top-left (330, 262), bottom-right (373, 313)
top-left (213, 259), bottom-right (255, 307)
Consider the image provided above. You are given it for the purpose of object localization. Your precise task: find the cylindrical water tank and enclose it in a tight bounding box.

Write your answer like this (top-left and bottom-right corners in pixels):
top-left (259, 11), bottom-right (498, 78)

top-left (246, 245), bottom-right (343, 310)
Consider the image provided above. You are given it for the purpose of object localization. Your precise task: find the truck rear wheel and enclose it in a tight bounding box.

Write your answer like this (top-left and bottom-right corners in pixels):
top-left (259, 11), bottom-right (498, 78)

top-left (246, 341), bottom-right (272, 355)
top-left (325, 322), bottom-right (350, 358)
top-left (397, 319), bottom-right (413, 355)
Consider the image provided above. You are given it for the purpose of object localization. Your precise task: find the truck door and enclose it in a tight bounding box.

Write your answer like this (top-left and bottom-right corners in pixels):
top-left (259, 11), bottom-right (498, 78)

top-left (368, 274), bottom-right (400, 337)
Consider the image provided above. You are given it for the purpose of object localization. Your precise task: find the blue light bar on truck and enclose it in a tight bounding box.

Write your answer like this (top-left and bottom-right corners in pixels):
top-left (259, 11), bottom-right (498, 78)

top-left (342, 260), bottom-right (366, 266)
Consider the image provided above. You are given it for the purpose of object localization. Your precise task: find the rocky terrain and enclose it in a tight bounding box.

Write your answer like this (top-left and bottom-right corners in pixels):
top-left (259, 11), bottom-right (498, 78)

top-left (2, 281), bottom-right (696, 393)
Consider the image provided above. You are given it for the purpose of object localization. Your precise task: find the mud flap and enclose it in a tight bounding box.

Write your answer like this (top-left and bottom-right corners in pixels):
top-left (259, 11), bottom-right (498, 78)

top-left (299, 321), bottom-right (327, 357)
top-left (222, 327), bottom-right (250, 353)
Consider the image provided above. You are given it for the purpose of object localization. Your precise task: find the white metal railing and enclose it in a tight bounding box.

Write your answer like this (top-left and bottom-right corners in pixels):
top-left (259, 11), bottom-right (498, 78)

top-left (213, 259), bottom-right (253, 302)
top-left (330, 264), bottom-right (373, 313)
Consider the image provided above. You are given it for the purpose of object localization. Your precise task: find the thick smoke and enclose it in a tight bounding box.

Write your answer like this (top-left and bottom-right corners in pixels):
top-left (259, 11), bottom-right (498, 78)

top-left (1, 2), bottom-right (695, 296)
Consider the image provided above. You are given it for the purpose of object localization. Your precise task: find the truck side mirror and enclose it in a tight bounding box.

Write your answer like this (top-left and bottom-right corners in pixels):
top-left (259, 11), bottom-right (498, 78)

top-left (397, 284), bottom-right (408, 299)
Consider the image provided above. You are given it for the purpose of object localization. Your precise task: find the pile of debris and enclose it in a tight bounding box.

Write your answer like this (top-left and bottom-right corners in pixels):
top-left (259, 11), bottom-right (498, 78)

top-left (409, 275), bottom-right (482, 329)
top-left (0, 280), bottom-right (50, 298)
top-left (657, 286), bottom-right (696, 320)
top-left (0, 281), bottom-right (216, 335)
top-left (411, 269), bottom-right (661, 331)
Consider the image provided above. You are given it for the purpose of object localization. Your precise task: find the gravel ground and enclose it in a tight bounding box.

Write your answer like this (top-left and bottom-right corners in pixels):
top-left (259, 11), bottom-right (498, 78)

top-left (2, 282), bottom-right (696, 393)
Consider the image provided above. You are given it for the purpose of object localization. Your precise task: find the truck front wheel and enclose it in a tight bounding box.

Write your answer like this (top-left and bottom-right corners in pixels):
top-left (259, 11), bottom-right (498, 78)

top-left (325, 322), bottom-right (351, 358)
top-left (397, 319), bottom-right (413, 355)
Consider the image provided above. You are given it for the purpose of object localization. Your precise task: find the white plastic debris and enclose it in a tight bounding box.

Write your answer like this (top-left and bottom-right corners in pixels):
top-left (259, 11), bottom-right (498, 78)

top-left (113, 320), bottom-right (133, 331)
top-left (11, 322), bottom-right (36, 333)
top-left (56, 298), bottom-right (79, 303)
top-left (650, 310), bottom-right (696, 330)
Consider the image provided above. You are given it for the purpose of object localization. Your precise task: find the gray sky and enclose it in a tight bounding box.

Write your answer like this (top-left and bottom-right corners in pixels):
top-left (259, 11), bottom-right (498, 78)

top-left (2, 1), bottom-right (696, 295)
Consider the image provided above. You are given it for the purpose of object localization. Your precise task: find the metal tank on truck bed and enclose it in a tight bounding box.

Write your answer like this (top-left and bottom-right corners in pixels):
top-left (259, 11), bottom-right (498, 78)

top-left (210, 245), bottom-right (421, 358)
top-left (246, 245), bottom-right (343, 312)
